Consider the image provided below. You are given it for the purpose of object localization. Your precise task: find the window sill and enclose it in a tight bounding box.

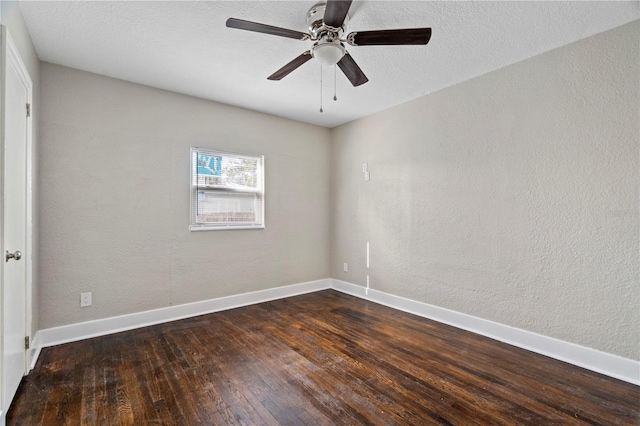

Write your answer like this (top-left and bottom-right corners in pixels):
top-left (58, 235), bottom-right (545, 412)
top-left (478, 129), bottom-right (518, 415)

top-left (189, 224), bottom-right (265, 231)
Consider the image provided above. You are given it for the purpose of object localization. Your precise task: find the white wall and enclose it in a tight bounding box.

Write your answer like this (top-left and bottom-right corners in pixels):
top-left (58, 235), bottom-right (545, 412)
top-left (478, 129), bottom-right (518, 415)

top-left (330, 21), bottom-right (639, 360)
top-left (38, 63), bottom-right (331, 329)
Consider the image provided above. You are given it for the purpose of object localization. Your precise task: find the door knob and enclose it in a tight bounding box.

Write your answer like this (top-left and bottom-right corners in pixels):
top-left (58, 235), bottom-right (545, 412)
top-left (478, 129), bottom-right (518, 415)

top-left (5, 250), bottom-right (22, 262)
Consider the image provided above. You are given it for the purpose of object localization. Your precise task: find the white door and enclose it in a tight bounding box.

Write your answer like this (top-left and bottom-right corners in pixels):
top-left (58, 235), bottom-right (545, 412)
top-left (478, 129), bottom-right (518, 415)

top-left (1, 28), bottom-right (32, 413)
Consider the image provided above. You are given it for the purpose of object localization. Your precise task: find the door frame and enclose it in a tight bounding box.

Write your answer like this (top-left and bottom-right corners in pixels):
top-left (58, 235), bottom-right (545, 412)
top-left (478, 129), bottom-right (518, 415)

top-left (0, 26), bottom-right (34, 422)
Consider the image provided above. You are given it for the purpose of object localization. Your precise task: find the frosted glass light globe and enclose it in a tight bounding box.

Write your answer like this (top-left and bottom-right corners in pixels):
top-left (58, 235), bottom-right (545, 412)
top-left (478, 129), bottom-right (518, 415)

top-left (312, 41), bottom-right (345, 66)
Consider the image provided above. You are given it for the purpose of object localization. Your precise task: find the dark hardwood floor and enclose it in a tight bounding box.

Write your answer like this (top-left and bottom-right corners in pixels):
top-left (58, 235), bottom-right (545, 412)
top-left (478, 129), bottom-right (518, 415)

top-left (7, 290), bottom-right (639, 425)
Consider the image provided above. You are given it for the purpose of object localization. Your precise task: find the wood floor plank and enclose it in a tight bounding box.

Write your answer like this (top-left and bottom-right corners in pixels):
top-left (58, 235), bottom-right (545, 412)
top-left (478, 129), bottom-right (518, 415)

top-left (7, 290), bottom-right (639, 425)
top-left (314, 311), bottom-right (554, 424)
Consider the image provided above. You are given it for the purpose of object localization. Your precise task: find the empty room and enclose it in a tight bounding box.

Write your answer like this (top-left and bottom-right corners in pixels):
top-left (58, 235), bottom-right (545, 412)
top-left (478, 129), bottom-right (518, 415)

top-left (0, 0), bottom-right (638, 424)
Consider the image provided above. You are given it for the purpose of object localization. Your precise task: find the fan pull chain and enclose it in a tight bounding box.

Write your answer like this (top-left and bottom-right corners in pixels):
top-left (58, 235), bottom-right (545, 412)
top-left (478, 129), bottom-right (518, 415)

top-left (319, 65), bottom-right (323, 113)
top-left (333, 65), bottom-right (337, 101)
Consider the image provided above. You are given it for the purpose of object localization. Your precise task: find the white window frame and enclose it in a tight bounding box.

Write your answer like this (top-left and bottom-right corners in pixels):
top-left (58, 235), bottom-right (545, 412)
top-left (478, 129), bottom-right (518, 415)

top-left (190, 147), bottom-right (265, 231)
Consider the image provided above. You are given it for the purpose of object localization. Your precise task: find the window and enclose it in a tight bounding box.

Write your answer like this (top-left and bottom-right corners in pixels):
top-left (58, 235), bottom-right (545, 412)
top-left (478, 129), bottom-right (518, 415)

top-left (190, 147), bottom-right (264, 230)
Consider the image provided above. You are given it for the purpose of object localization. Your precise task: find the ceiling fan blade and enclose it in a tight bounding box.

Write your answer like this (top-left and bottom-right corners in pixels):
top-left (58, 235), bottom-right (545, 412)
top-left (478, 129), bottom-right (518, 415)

top-left (348, 28), bottom-right (432, 46)
top-left (267, 51), bottom-right (313, 80)
top-left (337, 52), bottom-right (368, 87)
top-left (323, 0), bottom-right (352, 28)
top-left (226, 18), bottom-right (309, 40)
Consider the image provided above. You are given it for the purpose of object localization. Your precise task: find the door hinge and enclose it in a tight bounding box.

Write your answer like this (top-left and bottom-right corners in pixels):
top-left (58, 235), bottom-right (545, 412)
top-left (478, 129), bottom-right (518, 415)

top-left (25, 336), bottom-right (30, 350)
top-left (26, 103), bottom-right (31, 118)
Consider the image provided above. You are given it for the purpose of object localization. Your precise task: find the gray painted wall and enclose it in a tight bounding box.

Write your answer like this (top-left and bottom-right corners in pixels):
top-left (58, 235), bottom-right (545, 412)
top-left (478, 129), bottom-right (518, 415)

top-left (1, 0), bottom-right (40, 336)
top-left (36, 21), bottom-right (638, 362)
top-left (330, 21), bottom-right (639, 360)
top-left (39, 63), bottom-right (331, 328)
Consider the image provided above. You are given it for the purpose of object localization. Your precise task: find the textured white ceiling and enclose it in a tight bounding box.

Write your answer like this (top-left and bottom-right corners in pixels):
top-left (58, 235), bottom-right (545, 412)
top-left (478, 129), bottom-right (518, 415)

top-left (19, 1), bottom-right (639, 128)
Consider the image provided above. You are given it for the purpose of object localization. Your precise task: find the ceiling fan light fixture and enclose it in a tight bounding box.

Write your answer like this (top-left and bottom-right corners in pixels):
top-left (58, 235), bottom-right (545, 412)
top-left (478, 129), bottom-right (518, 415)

top-left (312, 41), bottom-right (345, 66)
top-left (227, 0), bottom-right (432, 87)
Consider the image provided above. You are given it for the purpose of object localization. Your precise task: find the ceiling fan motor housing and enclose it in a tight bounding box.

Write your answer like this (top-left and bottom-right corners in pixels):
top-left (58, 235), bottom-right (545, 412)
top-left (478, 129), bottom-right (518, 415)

top-left (307, 2), bottom-right (347, 66)
top-left (307, 2), bottom-right (348, 37)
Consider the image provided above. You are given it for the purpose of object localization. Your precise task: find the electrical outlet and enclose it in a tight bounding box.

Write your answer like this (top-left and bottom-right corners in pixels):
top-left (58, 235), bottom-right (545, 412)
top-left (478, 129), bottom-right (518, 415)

top-left (343, 263), bottom-right (348, 272)
top-left (80, 292), bottom-right (92, 307)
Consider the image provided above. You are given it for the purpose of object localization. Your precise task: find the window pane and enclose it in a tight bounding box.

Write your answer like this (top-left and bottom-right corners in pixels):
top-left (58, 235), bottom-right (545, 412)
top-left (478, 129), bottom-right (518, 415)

top-left (193, 153), bottom-right (260, 191)
top-left (196, 191), bottom-right (262, 224)
top-left (190, 147), bottom-right (264, 230)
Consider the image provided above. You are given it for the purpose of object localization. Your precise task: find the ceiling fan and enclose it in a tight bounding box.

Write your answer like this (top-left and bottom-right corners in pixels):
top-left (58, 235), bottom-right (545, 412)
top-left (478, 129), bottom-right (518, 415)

top-left (226, 0), bottom-right (432, 87)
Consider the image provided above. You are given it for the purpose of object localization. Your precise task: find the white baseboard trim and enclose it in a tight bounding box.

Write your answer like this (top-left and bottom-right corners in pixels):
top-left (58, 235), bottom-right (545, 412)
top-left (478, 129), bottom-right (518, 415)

top-left (35, 278), bottom-right (331, 353)
top-left (28, 331), bottom-right (42, 371)
top-left (29, 277), bottom-right (638, 387)
top-left (331, 279), bottom-right (639, 386)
